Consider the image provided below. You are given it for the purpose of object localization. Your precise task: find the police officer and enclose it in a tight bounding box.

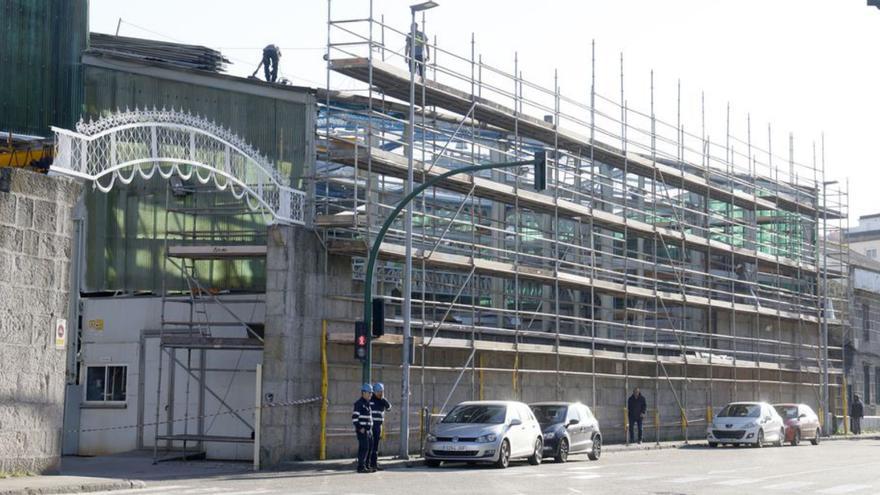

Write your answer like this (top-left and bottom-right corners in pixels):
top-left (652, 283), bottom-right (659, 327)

top-left (352, 383), bottom-right (374, 473)
top-left (369, 382), bottom-right (393, 470)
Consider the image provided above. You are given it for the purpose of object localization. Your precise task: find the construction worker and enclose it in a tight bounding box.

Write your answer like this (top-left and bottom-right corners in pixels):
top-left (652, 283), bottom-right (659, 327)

top-left (405, 23), bottom-right (429, 77)
top-left (352, 383), bottom-right (375, 473)
top-left (262, 44), bottom-right (281, 83)
top-left (369, 382), bottom-right (393, 470)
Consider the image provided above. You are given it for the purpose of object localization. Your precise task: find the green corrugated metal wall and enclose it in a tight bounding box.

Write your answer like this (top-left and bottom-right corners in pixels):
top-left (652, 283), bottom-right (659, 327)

top-left (82, 65), bottom-right (314, 293)
top-left (0, 0), bottom-right (88, 136)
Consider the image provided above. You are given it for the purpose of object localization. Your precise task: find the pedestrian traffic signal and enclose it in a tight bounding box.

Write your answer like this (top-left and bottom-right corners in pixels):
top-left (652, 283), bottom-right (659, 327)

top-left (355, 321), bottom-right (368, 361)
top-left (372, 298), bottom-right (385, 338)
top-left (534, 150), bottom-right (546, 191)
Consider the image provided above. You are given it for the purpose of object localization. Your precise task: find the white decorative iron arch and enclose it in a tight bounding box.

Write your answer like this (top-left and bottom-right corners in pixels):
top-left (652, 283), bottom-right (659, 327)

top-left (51, 108), bottom-right (306, 225)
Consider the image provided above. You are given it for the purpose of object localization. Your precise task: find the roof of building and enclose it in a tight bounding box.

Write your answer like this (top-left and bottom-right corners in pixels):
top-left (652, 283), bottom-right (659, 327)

top-left (90, 32), bottom-right (230, 72)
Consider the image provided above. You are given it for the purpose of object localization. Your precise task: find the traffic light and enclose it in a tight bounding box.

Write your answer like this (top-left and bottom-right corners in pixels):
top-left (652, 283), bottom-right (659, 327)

top-left (372, 298), bottom-right (385, 338)
top-left (354, 321), bottom-right (368, 361)
top-left (534, 150), bottom-right (546, 191)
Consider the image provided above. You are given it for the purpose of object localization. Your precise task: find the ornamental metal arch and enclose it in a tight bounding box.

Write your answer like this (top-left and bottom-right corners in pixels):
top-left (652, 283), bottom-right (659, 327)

top-left (50, 108), bottom-right (307, 225)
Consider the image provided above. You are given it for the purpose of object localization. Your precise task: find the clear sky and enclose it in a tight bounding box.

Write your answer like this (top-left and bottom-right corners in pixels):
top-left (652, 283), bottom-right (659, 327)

top-left (89, 0), bottom-right (880, 223)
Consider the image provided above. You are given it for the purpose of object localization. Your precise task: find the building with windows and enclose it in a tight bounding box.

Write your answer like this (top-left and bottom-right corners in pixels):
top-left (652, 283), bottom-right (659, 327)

top-left (845, 214), bottom-right (880, 260)
top-left (843, 250), bottom-right (880, 416)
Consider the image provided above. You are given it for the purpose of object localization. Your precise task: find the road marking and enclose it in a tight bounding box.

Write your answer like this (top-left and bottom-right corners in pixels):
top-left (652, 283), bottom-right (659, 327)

top-left (666, 476), bottom-right (713, 483)
top-left (714, 479), bottom-right (762, 486)
top-left (764, 481), bottom-right (815, 491)
top-left (56, 487), bottom-right (188, 495)
top-left (567, 489), bottom-right (583, 494)
top-left (816, 485), bottom-right (872, 494)
top-left (570, 474), bottom-right (601, 480)
top-left (619, 474), bottom-right (664, 481)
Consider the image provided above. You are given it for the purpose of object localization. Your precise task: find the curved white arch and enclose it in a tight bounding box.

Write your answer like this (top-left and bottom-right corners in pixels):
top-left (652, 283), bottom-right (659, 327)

top-left (50, 108), bottom-right (306, 226)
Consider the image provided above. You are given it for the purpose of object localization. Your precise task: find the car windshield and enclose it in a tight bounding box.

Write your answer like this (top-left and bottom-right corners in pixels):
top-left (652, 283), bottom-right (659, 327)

top-left (774, 406), bottom-right (799, 419)
top-left (717, 404), bottom-right (761, 418)
top-left (532, 405), bottom-right (567, 425)
top-left (442, 404), bottom-right (507, 424)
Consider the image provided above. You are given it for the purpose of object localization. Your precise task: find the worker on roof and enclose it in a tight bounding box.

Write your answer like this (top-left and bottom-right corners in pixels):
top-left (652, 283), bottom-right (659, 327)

top-left (262, 44), bottom-right (281, 83)
top-left (405, 23), bottom-right (429, 78)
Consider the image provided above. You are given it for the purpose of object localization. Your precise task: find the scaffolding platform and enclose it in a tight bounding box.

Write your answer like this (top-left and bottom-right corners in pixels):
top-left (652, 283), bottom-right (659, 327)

top-left (327, 137), bottom-right (818, 276)
top-left (160, 335), bottom-right (264, 350)
top-left (329, 57), bottom-right (833, 218)
top-left (326, 238), bottom-right (836, 326)
top-left (167, 245), bottom-right (267, 260)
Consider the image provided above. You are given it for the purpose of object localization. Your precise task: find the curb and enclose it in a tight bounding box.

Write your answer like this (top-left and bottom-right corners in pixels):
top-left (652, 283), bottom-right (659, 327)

top-left (0, 479), bottom-right (145, 495)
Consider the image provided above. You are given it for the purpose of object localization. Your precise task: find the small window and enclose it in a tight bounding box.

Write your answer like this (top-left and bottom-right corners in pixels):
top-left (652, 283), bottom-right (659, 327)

top-left (85, 365), bottom-right (127, 402)
top-left (865, 365), bottom-right (872, 404)
top-left (867, 249), bottom-right (877, 259)
top-left (863, 304), bottom-right (871, 342)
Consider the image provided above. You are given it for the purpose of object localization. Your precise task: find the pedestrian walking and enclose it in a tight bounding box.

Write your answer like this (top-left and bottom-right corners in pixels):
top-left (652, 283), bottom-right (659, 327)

top-left (369, 382), bottom-right (393, 470)
top-left (405, 23), bottom-right (429, 77)
top-left (352, 383), bottom-right (375, 473)
top-left (851, 394), bottom-right (865, 435)
top-left (627, 387), bottom-right (647, 444)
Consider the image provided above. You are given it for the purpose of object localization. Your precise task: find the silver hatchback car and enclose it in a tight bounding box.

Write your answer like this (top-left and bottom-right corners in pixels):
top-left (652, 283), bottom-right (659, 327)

top-left (424, 401), bottom-right (543, 469)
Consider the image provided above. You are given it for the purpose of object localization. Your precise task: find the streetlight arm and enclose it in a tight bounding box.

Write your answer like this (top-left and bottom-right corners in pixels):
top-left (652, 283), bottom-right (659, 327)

top-left (361, 157), bottom-right (541, 381)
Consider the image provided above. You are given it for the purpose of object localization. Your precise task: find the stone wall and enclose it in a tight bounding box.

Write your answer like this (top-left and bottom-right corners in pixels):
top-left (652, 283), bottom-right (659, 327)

top-left (0, 169), bottom-right (81, 475)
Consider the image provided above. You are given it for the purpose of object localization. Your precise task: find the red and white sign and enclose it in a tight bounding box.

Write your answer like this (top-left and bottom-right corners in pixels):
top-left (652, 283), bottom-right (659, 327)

top-left (55, 318), bottom-right (67, 350)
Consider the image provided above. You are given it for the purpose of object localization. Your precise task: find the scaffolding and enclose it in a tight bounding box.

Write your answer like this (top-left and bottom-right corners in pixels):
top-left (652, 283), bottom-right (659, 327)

top-left (318, 3), bottom-right (849, 444)
top-left (152, 181), bottom-right (265, 462)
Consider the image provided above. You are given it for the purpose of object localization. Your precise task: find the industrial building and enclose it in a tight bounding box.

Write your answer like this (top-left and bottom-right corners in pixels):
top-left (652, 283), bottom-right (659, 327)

top-left (0, 0), bottom-right (857, 471)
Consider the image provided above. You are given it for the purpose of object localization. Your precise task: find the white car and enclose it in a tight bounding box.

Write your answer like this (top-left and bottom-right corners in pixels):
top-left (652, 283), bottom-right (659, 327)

top-left (424, 401), bottom-right (543, 468)
top-left (707, 401), bottom-right (785, 448)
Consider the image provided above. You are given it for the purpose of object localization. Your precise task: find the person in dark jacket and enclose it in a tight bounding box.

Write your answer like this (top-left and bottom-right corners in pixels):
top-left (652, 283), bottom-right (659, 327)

top-left (627, 387), bottom-right (647, 444)
top-left (261, 44), bottom-right (281, 83)
top-left (369, 382), bottom-right (393, 470)
top-left (352, 383), bottom-right (375, 473)
top-left (851, 394), bottom-right (865, 435)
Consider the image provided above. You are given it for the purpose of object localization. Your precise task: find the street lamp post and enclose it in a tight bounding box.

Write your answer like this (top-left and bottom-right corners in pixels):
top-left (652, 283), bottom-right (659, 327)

top-left (401, 0), bottom-right (438, 460)
top-left (822, 179), bottom-right (837, 435)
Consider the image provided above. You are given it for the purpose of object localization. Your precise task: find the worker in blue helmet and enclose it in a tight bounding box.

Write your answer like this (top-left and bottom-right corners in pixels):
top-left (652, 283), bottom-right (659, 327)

top-left (352, 383), bottom-right (375, 473)
top-left (369, 382), bottom-right (393, 470)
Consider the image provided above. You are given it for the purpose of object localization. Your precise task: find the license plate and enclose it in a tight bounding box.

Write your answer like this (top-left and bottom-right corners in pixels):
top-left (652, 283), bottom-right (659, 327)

top-left (452, 444), bottom-right (466, 451)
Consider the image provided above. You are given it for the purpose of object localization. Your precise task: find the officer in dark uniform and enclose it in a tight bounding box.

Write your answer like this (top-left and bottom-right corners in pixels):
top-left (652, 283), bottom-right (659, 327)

top-left (352, 383), bottom-right (375, 473)
top-left (369, 382), bottom-right (393, 470)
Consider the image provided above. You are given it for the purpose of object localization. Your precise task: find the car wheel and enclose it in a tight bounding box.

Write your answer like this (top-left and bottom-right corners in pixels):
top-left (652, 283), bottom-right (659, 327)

top-left (754, 429), bottom-right (764, 448)
top-left (587, 434), bottom-right (602, 461)
top-left (494, 439), bottom-right (510, 469)
top-left (811, 427), bottom-right (820, 446)
top-left (774, 428), bottom-right (784, 447)
top-left (528, 438), bottom-right (543, 465)
top-left (424, 459), bottom-right (441, 468)
top-left (790, 428), bottom-right (800, 446)
top-left (555, 438), bottom-right (569, 463)
top-left (708, 442), bottom-right (718, 448)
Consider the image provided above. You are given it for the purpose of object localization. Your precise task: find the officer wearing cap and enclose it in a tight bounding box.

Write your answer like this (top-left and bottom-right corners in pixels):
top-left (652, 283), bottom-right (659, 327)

top-left (352, 383), bottom-right (375, 473)
top-left (369, 382), bottom-right (393, 470)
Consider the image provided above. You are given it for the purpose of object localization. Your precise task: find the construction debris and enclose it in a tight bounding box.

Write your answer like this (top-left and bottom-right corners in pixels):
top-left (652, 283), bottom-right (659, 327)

top-left (89, 32), bottom-right (230, 72)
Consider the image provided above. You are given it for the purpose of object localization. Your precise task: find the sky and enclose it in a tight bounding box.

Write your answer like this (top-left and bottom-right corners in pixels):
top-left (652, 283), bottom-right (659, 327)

top-left (89, 0), bottom-right (880, 223)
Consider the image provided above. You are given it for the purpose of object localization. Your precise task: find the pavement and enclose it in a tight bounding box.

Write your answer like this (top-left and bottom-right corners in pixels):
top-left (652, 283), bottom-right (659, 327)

top-left (1, 434), bottom-right (877, 495)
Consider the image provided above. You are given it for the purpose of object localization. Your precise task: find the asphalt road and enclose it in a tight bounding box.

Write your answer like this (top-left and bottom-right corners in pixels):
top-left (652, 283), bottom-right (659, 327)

top-left (58, 439), bottom-right (880, 495)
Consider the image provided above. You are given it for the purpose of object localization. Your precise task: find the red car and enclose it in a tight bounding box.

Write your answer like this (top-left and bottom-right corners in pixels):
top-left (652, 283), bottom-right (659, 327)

top-left (773, 403), bottom-right (821, 446)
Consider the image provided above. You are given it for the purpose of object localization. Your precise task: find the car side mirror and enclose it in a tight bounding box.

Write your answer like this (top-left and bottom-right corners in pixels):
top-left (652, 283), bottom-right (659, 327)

top-left (567, 419), bottom-right (580, 427)
top-left (763, 416), bottom-right (772, 422)
top-left (510, 418), bottom-right (522, 426)
top-left (798, 413), bottom-right (807, 419)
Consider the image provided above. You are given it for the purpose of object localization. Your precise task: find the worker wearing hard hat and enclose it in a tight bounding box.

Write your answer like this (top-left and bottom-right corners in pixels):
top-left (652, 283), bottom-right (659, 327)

top-left (352, 383), bottom-right (375, 473)
top-left (369, 382), bottom-right (393, 470)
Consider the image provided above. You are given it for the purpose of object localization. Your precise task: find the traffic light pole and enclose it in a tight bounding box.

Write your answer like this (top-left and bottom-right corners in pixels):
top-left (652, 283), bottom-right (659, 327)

top-left (359, 153), bottom-right (546, 384)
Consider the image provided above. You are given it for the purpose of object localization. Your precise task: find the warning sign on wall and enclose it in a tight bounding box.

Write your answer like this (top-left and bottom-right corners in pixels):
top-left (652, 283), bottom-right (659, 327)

top-left (55, 318), bottom-right (67, 350)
